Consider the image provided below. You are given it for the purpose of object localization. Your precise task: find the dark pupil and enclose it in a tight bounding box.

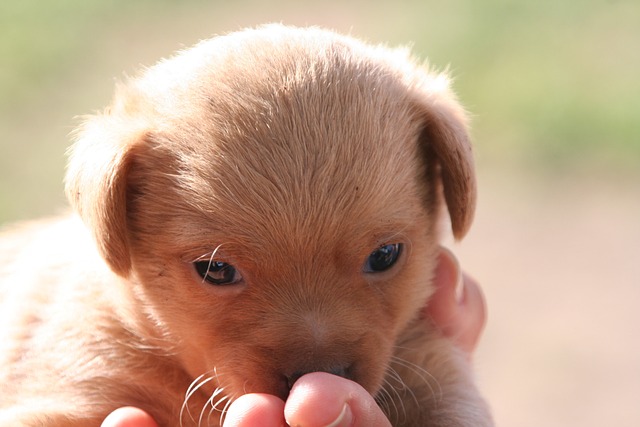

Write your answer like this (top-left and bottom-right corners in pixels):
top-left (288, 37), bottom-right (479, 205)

top-left (368, 244), bottom-right (401, 272)
top-left (196, 261), bottom-right (236, 285)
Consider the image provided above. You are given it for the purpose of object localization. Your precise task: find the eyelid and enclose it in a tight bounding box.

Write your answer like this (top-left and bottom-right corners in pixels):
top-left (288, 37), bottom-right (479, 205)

top-left (186, 244), bottom-right (226, 264)
top-left (369, 231), bottom-right (411, 252)
top-left (366, 237), bottom-right (413, 267)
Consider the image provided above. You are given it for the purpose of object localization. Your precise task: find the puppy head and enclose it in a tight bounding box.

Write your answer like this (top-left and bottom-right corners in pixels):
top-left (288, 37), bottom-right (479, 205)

top-left (66, 24), bottom-right (475, 402)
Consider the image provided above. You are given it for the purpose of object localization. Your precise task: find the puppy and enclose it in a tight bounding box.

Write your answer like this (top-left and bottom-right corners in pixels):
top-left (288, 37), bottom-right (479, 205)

top-left (0, 24), bottom-right (492, 426)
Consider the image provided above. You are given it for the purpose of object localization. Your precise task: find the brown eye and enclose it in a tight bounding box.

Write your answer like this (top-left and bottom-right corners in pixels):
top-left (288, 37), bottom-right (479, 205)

top-left (194, 260), bottom-right (243, 286)
top-left (364, 243), bottom-right (403, 273)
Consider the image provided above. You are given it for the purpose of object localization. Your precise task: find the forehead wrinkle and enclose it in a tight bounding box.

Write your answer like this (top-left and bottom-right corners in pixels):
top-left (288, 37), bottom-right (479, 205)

top-left (203, 94), bottom-right (419, 220)
top-left (163, 35), bottom-right (427, 259)
top-left (174, 119), bottom-right (424, 262)
top-left (185, 178), bottom-right (423, 270)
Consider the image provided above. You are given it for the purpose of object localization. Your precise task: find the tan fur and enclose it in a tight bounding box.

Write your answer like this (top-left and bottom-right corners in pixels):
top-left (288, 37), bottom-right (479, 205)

top-left (0, 25), bottom-right (491, 426)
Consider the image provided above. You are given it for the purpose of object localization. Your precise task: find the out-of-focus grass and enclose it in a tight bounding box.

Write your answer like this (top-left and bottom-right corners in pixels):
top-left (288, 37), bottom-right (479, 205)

top-left (1, 0), bottom-right (639, 223)
top-left (0, 0), bottom-right (159, 112)
top-left (452, 0), bottom-right (640, 174)
top-left (0, 0), bottom-right (174, 221)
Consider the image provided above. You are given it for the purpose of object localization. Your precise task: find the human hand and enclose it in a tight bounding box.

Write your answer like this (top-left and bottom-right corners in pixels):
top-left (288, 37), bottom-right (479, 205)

top-left (102, 246), bottom-right (486, 427)
top-left (423, 246), bottom-right (487, 356)
top-left (101, 407), bottom-right (158, 427)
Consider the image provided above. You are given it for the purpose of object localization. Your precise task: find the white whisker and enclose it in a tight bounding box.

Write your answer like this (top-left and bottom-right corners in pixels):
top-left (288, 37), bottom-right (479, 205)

top-left (180, 371), bottom-right (218, 427)
top-left (390, 354), bottom-right (443, 404)
top-left (211, 393), bottom-right (229, 412)
top-left (377, 376), bottom-right (399, 422)
top-left (193, 245), bottom-right (225, 284)
top-left (218, 396), bottom-right (234, 426)
top-left (382, 364), bottom-right (418, 424)
top-left (201, 386), bottom-right (227, 427)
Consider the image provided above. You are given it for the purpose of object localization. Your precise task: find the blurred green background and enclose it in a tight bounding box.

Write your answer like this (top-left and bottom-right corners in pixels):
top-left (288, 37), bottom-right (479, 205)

top-left (1, 0), bottom-right (638, 222)
top-left (1, 1), bottom-right (639, 426)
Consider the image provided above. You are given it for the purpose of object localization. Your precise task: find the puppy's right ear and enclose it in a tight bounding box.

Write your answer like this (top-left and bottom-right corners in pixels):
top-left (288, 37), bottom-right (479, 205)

top-left (65, 113), bottom-right (147, 277)
top-left (408, 71), bottom-right (477, 240)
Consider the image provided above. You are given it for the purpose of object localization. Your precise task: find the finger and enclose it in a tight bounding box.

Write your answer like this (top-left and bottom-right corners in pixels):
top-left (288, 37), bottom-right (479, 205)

top-left (285, 372), bottom-right (391, 427)
top-left (424, 246), bottom-right (486, 354)
top-left (222, 393), bottom-right (286, 427)
top-left (100, 407), bottom-right (159, 427)
top-left (456, 272), bottom-right (487, 355)
top-left (423, 245), bottom-right (462, 330)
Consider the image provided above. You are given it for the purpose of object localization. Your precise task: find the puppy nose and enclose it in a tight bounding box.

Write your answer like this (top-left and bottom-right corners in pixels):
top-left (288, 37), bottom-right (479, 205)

top-left (285, 365), bottom-right (351, 391)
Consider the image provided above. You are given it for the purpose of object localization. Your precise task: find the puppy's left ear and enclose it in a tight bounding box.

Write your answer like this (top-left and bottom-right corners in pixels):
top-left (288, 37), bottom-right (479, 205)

top-left (410, 72), bottom-right (477, 240)
top-left (65, 113), bottom-right (148, 277)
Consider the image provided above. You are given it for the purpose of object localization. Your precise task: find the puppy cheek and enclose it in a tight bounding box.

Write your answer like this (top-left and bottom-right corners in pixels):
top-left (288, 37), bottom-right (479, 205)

top-left (349, 334), bottom-right (396, 394)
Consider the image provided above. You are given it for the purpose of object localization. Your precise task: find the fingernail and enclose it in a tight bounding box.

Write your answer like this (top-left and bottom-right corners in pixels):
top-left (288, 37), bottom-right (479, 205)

top-left (324, 403), bottom-right (352, 427)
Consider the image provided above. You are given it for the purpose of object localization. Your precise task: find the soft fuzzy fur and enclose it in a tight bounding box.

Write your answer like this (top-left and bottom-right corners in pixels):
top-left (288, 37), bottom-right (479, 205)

top-left (0, 25), bottom-right (491, 426)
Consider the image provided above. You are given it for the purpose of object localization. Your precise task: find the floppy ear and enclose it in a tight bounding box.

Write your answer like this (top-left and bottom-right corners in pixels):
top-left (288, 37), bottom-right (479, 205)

top-left (65, 113), bottom-right (147, 277)
top-left (411, 73), bottom-right (477, 240)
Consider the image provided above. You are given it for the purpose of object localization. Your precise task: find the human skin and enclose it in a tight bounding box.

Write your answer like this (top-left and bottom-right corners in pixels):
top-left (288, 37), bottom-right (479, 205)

top-left (102, 246), bottom-right (487, 427)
